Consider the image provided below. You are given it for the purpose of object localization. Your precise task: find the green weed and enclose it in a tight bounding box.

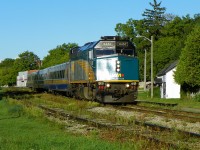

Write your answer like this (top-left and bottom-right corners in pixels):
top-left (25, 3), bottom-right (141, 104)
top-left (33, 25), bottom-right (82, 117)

top-left (0, 99), bottom-right (138, 150)
top-left (8, 104), bottom-right (23, 117)
top-left (193, 93), bottom-right (200, 102)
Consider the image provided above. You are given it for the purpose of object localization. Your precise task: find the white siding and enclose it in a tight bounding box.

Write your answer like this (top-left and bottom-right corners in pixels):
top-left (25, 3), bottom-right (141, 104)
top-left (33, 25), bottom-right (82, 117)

top-left (165, 68), bottom-right (180, 98)
top-left (17, 71), bottom-right (28, 87)
top-left (160, 67), bottom-right (180, 99)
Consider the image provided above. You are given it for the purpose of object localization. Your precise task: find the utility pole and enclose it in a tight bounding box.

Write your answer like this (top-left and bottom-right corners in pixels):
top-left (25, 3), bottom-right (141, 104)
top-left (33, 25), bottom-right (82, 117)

top-left (150, 36), bottom-right (154, 99)
top-left (136, 35), bottom-right (154, 98)
top-left (144, 49), bottom-right (146, 91)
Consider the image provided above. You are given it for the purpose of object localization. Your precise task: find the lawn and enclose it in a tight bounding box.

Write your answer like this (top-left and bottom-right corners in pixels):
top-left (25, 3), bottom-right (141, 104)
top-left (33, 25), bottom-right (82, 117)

top-left (137, 89), bottom-right (200, 109)
top-left (0, 99), bottom-right (137, 150)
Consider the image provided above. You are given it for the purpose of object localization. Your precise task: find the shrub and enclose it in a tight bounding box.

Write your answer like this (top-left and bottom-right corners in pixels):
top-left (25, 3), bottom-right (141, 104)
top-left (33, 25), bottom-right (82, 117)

top-left (193, 93), bottom-right (200, 102)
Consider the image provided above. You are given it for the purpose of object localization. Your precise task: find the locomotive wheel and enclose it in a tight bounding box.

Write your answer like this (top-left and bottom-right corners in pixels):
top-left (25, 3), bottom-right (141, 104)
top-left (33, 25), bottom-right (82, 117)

top-left (83, 87), bottom-right (94, 100)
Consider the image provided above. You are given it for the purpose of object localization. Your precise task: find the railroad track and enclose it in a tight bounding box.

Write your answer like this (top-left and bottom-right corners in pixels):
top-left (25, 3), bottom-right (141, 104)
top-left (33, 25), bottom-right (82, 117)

top-left (6, 91), bottom-right (200, 149)
top-left (38, 105), bottom-right (200, 149)
top-left (135, 100), bottom-right (178, 107)
top-left (118, 105), bottom-right (200, 123)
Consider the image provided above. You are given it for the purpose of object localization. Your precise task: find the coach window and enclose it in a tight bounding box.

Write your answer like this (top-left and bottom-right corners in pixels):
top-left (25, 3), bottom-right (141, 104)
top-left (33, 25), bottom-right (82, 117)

top-left (62, 70), bottom-right (64, 78)
top-left (57, 71), bottom-right (59, 79)
top-left (59, 71), bottom-right (61, 79)
top-left (61, 70), bottom-right (63, 79)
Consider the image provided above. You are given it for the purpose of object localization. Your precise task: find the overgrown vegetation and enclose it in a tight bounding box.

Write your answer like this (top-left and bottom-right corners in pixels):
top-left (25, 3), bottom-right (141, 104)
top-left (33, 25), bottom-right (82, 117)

top-left (1, 87), bottom-right (199, 149)
top-left (0, 98), bottom-right (138, 150)
top-left (193, 93), bottom-right (200, 102)
top-left (174, 25), bottom-right (200, 93)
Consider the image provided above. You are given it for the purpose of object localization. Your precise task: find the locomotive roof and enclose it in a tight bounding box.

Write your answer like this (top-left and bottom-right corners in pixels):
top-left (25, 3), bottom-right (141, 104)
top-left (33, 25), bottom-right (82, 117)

top-left (157, 60), bottom-right (178, 77)
top-left (79, 41), bottom-right (98, 51)
top-left (76, 36), bottom-right (135, 52)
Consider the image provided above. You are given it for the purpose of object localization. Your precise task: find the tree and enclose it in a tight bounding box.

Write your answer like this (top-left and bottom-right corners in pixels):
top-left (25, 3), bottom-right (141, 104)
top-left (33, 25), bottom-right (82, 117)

top-left (115, 0), bottom-right (168, 81)
top-left (154, 37), bottom-right (183, 74)
top-left (161, 16), bottom-right (194, 39)
top-left (174, 25), bottom-right (200, 93)
top-left (9, 51), bottom-right (40, 85)
top-left (154, 15), bottom-right (198, 75)
top-left (142, 0), bottom-right (167, 40)
top-left (115, 19), bottom-right (137, 40)
top-left (13, 51), bottom-right (40, 71)
top-left (0, 58), bottom-right (15, 86)
top-left (42, 43), bottom-right (78, 68)
top-left (194, 13), bottom-right (200, 25)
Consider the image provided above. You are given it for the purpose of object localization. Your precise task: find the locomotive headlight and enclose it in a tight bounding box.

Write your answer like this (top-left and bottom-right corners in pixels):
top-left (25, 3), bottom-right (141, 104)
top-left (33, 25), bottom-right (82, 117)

top-left (106, 83), bottom-right (111, 88)
top-left (125, 83), bottom-right (130, 88)
top-left (116, 60), bottom-right (120, 64)
top-left (116, 68), bottom-right (120, 72)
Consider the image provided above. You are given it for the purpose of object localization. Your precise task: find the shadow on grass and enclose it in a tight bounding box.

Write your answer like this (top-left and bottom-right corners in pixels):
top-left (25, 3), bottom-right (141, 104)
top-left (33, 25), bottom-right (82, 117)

top-left (1, 89), bottom-right (35, 100)
top-left (0, 115), bottom-right (20, 120)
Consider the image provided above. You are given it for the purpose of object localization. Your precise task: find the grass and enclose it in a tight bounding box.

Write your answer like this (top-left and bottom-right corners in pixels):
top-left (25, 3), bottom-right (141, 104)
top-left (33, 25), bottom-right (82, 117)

top-left (0, 99), bottom-right (139, 150)
top-left (137, 89), bottom-right (200, 109)
top-left (1, 87), bottom-right (199, 149)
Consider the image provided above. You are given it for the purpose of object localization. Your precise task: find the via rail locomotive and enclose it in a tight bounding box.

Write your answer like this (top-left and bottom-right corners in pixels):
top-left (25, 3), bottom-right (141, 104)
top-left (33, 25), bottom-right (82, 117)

top-left (26, 36), bottom-right (139, 104)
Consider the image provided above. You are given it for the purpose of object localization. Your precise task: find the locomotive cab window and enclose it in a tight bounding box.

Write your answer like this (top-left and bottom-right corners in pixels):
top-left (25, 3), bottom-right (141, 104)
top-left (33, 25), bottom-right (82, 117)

top-left (95, 49), bottom-right (115, 57)
top-left (89, 50), bottom-right (93, 59)
top-left (94, 40), bottom-right (136, 57)
top-left (116, 49), bottom-right (134, 56)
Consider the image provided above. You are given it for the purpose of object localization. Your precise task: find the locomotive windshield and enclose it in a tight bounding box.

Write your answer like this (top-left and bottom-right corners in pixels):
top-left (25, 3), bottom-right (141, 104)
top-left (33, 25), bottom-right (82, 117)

top-left (94, 40), bottom-right (135, 57)
top-left (96, 49), bottom-right (115, 56)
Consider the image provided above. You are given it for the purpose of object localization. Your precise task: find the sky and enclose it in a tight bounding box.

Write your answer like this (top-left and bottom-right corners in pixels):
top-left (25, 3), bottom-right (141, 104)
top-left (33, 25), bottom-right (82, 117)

top-left (0, 0), bottom-right (200, 61)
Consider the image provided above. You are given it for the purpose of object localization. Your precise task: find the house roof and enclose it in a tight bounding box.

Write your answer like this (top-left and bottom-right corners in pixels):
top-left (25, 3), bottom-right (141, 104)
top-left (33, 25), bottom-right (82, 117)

top-left (157, 60), bottom-right (178, 77)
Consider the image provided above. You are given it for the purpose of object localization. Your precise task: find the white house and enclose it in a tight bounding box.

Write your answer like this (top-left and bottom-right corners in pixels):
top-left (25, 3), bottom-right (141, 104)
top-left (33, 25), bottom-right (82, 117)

top-left (17, 71), bottom-right (28, 87)
top-left (17, 70), bottom-right (37, 87)
top-left (155, 61), bottom-right (180, 99)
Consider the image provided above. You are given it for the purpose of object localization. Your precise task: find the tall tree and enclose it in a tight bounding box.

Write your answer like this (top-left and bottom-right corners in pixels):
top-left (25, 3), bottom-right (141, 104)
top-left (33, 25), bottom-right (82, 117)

top-left (154, 15), bottom-right (198, 75)
top-left (13, 51), bottom-right (40, 72)
top-left (10, 51), bottom-right (40, 85)
top-left (42, 43), bottom-right (78, 68)
top-left (142, 0), bottom-right (167, 40)
top-left (154, 36), bottom-right (183, 74)
top-left (161, 16), bottom-right (194, 38)
top-left (115, 19), bottom-right (137, 40)
top-left (174, 25), bottom-right (200, 93)
top-left (0, 58), bottom-right (15, 86)
top-left (115, 0), bottom-right (168, 81)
